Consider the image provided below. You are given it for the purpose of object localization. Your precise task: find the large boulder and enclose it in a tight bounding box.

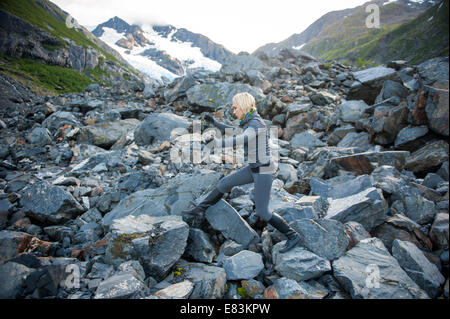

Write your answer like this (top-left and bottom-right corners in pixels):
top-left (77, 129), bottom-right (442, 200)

top-left (104, 214), bottom-right (189, 281)
top-left (204, 200), bottom-right (259, 247)
top-left (134, 112), bottom-right (190, 146)
top-left (272, 243), bottom-right (331, 281)
top-left (222, 250), bottom-right (264, 280)
top-left (325, 187), bottom-right (389, 232)
top-left (101, 170), bottom-right (221, 229)
top-left (186, 82), bottom-right (265, 112)
top-left (290, 218), bottom-right (349, 260)
top-left (347, 66), bottom-right (400, 104)
top-left (220, 54), bottom-right (268, 75)
top-left (20, 181), bottom-right (85, 225)
top-left (392, 239), bottom-right (445, 298)
top-left (404, 140), bottom-right (449, 175)
top-left (78, 119), bottom-right (140, 149)
top-left (338, 100), bottom-right (369, 123)
top-left (332, 238), bottom-right (429, 299)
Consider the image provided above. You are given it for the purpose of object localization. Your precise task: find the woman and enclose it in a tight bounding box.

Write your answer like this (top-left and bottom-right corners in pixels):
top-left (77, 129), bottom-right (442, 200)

top-left (182, 92), bottom-right (301, 253)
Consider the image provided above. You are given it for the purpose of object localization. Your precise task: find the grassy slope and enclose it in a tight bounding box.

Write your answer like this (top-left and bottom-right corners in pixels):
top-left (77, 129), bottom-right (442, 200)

top-left (0, 0), bottom-right (136, 94)
top-left (303, 0), bottom-right (449, 67)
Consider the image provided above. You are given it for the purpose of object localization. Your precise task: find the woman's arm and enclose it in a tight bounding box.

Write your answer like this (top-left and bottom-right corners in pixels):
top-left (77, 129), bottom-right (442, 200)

top-left (204, 114), bottom-right (234, 134)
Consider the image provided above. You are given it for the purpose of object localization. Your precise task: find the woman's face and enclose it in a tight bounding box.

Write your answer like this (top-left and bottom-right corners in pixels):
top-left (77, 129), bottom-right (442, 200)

top-left (233, 103), bottom-right (244, 120)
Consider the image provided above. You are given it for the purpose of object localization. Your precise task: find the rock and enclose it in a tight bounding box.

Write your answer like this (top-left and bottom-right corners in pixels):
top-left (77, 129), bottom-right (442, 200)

top-left (94, 272), bottom-right (148, 299)
top-left (42, 111), bottom-right (81, 134)
top-left (325, 187), bottom-right (388, 232)
top-left (78, 119), bottom-right (140, 149)
top-left (101, 170), bottom-right (221, 229)
top-left (272, 243), bottom-right (331, 281)
top-left (429, 213), bottom-right (449, 250)
top-left (290, 132), bottom-right (326, 149)
top-left (336, 132), bottom-right (371, 151)
top-left (104, 214), bottom-right (189, 281)
top-left (370, 105), bottom-right (409, 145)
top-left (344, 221), bottom-right (371, 249)
top-left (374, 80), bottom-right (409, 105)
top-left (347, 66), bottom-right (400, 104)
top-left (338, 100), bottom-right (369, 123)
top-left (241, 279), bottom-right (265, 298)
top-left (28, 127), bottom-right (53, 146)
top-left (164, 75), bottom-right (198, 103)
top-left (394, 125), bottom-right (430, 151)
top-left (0, 230), bottom-right (55, 263)
top-left (0, 261), bottom-right (33, 298)
top-left (310, 174), bottom-right (374, 200)
top-left (153, 280), bottom-right (194, 299)
top-left (285, 102), bottom-right (312, 120)
top-left (283, 112), bottom-right (319, 140)
top-left (220, 54), bottom-right (268, 75)
top-left (405, 140), bottom-right (449, 175)
top-left (332, 238), bottom-right (429, 299)
top-left (171, 259), bottom-right (227, 299)
top-left (422, 173), bottom-right (444, 189)
top-left (277, 163), bottom-right (298, 183)
top-left (184, 228), bottom-right (216, 263)
top-left (134, 112), bottom-right (190, 146)
top-left (264, 277), bottom-right (308, 299)
top-left (205, 199), bottom-right (259, 247)
top-left (327, 125), bottom-right (356, 146)
top-left (392, 239), bottom-right (445, 298)
top-left (20, 180), bottom-right (85, 224)
top-left (424, 80), bottom-right (449, 137)
top-left (186, 83), bottom-right (265, 111)
top-left (222, 250), bottom-right (264, 280)
top-left (290, 218), bottom-right (349, 260)
top-left (416, 56), bottom-right (449, 86)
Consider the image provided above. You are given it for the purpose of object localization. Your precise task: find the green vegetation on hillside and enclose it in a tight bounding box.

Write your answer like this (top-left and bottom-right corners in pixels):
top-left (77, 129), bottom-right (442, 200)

top-left (304, 0), bottom-right (449, 66)
top-left (0, 53), bottom-right (94, 94)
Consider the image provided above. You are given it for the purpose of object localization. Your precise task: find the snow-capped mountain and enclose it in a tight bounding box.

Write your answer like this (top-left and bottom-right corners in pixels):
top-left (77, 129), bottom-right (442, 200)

top-left (91, 16), bottom-right (234, 82)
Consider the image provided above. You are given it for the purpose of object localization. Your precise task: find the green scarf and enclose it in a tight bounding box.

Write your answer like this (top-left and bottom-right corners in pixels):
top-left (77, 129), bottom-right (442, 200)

top-left (240, 109), bottom-right (255, 125)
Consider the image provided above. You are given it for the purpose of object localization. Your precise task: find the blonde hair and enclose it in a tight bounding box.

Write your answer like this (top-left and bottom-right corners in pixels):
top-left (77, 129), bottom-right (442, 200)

top-left (232, 92), bottom-right (256, 114)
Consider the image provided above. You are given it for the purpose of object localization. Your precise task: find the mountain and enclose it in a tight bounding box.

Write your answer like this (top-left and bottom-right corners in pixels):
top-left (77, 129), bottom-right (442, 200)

top-left (254, 0), bottom-right (446, 66)
top-left (0, 0), bottom-right (145, 95)
top-left (92, 16), bottom-right (234, 81)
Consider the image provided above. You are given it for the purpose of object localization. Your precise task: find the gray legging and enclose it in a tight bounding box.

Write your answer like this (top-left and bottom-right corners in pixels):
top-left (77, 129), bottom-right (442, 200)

top-left (217, 165), bottom-right (273, 222)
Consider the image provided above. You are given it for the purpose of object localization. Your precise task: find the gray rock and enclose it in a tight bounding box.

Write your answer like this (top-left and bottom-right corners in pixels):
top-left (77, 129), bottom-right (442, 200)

top-left (272, 243), bottom-right (331, 281)
top-left (416, 56), bottom-right (449, 86)
top-left (264, 277), bottom-right (308, 299)
top-left (205, 199), bottom-right (259, 247)
top-left (153, 280), bottom-right (194, 299)
top-left (186, 82), bottom-right (265, 111)
top-left (310, 174), bottom-right (374, 199)
top-left (422, 173), bottom-right (444, 189)
top-left (338, 100), bottom-right (369, 123)
top-left (105, 214), bottom-right (189, 281)
top-left (337, 132), bottom-right (371, 151)
top-left (290, 218), bottom-right (349, 260)
top-left (184, 228), bottom-right (216, 263)
top-left (332, 237), bottom-right (429, 299)
top-left (370, 105), bottom-right (409, 145)
top-left (164, 75), bottom-right (198, 103)
top-left (391, 185), bottom-right (436, 225)
top-left (327, 125), bottom-right (356, 146)
top-left (101, 170), bottom-right (221, 229)
top-left (290, 132), bottom-right (326, 149)
top-left (325, 187), bottom-right (388, 232)
top-left (134, 112), bottom-right (190, 146)
top-left (344, 221), bottom-right (371, 249)
top-left (394, 125), bottom-right (429, 150)
top-left (222, 250), bottom-right (264, 280)
top-left (0, 262), bottom-right (33, 298)
top-left (429, 213), bottom-right (449, 250)
top-left (94, 272), bottom-right (148, 299)
top-left (20, 180), bottom-right (85, 224)
top-left (220, 54), bottom-right (268, 75)
top-left (42, 111), bottom-right (81, 134)
top-left (405, 140), bottom-right (449, 174)
top-left (392, 239), bottom-right (445, 298)
top-left (374, 80), bottom-right (409, 105)
top-left (28, 127), bottom-right (53, 146)
top-left (171, 259), bottom-right (227, 299)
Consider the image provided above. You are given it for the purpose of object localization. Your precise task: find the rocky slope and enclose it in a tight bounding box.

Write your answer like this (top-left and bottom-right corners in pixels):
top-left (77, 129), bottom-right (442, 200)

top-left (0, 47), bottom-right (448, 299)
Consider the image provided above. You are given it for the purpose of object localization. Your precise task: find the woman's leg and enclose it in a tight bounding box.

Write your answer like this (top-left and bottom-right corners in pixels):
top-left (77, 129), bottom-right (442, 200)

top-left (217, 165), bottom-right (254, 194)
top-left (252, 172), bottom-right (274, 222)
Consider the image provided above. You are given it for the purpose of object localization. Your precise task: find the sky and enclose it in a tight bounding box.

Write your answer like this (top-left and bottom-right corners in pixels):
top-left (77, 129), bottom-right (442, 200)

top-left (51, 0), bottom-right (371, 54)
